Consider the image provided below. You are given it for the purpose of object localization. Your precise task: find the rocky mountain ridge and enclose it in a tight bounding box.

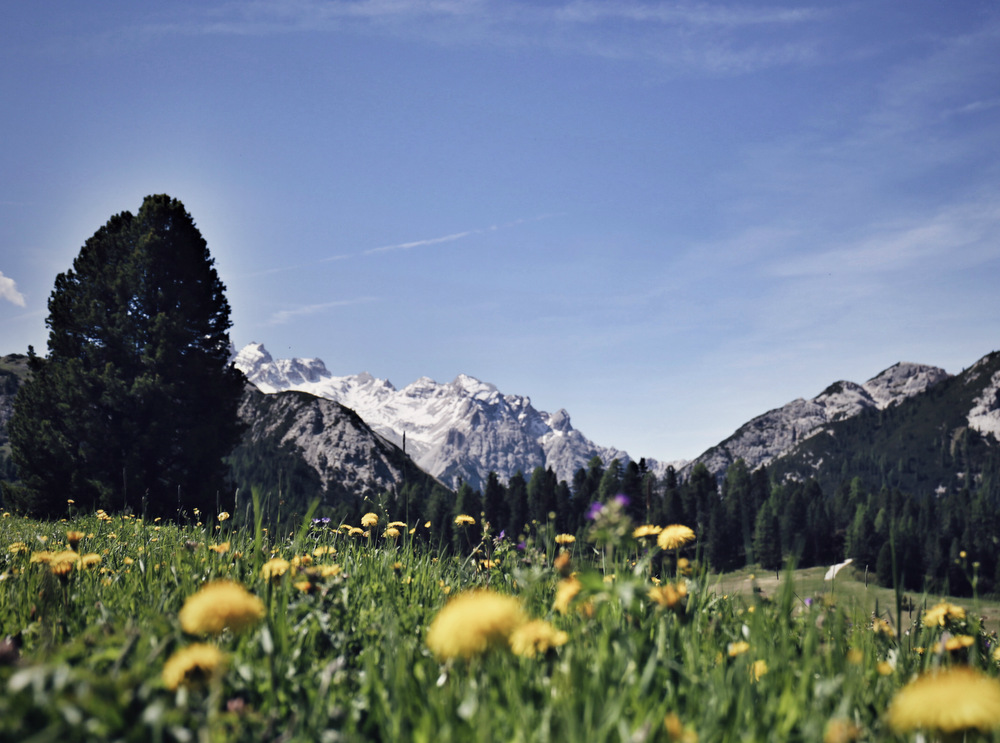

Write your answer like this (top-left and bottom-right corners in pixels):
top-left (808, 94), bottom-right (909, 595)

top-left (680, 362), bottom-right (952, 479)
top-left (233, 342), bottom-right (640, 490)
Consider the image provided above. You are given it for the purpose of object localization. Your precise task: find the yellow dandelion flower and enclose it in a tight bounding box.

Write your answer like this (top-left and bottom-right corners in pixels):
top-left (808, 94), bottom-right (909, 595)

top-left (887, 666), bottom-right (1000, 734)
top-left (79, 553), bottom-right (101, 569)
top-left (872, 617), bottom-right (895, 637)
top-left (424, 521), bottom-right (432, 529)
top-left (923, 601), bottom-right (966, 627)
top-left (509, 619), bottom-right (569, 657)
top-left (123, 557), bottom-right (134, 566)
top-left (50, 560), bottom-right (74, 578)
top-left (677, 557), bottom-right (693, 576)
top-left (162, 643), bottom-right (226, 690)
top-left (8, 542), bottom-right (29, 555)
top-left (877, 661), bottom-right (893, 676)
top-left (313, 564), bottom-right (342, 578)
top-left (658, 524), bottom-right (696, 551)
top-left (290, 554), bottom-right (312, 568)
top-left (384, 527), bottom-right (401, 539)
top-left (553, 576), bottom-right (582, 614)
top-left (260, 558), bottom-right (290, 580)
top-left (349, 527), bottom-right (364, 538)
top-left (340, 524), bottom-right (353, 533)
top-left (554, 551), bottom-right (572, 577)
top-left (664, 713), bottom-right (699, 743)
top-left (823, 719), bottom-right (862, 743)
top-left (554, 533), bottom-right (576, 545)
top-left (387, 521), bottom-right (407, 530)
top-left (945, 634), bottom-right (976, 652)
top-left (208, 542), bottom-right (230, 554)
top-left (633, 524), bottom-right (663, 539)
top-left (217, 511), bottom-right (230, 522)
top-left (178, 580), bottom-right (266, 636)
top-left (361, 513), bottom-right (379, 528)
top-left (751, 659), bottom-right (768, 681)
top-left (454, 514), bottom-right (475, 527)
top-left (649, 581), bottom-right (688, 612)
top-left (65, 530), bottom-right (85, 551)
top-left (426, 589), bottom-right (526, 660)
top-left (727, 641), bottom-right (750, 658)
top-left (478, 559), bottom-right (498, 571)
top-left (50, 550), bottom-right (80, 569)
top-left (293, 580), bottom-right (316, 594)
top-left (312, 545), bottom-right (336, 557)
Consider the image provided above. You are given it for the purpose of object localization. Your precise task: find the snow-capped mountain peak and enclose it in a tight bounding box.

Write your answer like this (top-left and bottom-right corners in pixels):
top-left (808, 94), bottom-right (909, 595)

top-left (233, 343), bottom-right (633, 489)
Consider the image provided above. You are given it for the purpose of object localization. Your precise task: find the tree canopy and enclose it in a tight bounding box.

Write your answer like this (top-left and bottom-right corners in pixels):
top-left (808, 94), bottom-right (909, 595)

top-left (5, 195), bottom-right (245, 518)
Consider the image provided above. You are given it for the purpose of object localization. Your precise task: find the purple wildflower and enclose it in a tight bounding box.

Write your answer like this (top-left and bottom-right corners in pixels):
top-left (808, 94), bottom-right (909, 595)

top-left (585, 502), bottom-right (604, 520)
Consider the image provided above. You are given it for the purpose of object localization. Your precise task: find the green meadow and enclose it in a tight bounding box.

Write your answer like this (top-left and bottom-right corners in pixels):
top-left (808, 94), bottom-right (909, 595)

top-left (2, 503), bottom-right (1000, 742)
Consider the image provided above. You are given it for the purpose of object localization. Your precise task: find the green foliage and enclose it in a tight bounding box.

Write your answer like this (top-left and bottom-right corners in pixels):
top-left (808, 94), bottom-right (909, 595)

top-left (3, 511), bottom-right (1000, 741)
top-left (4, 195), bottom-right (245, 519)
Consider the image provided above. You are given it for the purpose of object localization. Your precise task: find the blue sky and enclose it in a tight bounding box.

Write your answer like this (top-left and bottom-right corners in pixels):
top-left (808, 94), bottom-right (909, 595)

top-left (2, 1), bottom-right (999, 464)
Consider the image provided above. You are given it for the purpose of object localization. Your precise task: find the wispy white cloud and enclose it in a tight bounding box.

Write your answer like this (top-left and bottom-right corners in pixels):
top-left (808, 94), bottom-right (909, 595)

top-left (0, 271), bottom-right (26, 307)
top-left (266, 297), bottom-right (377, 325)
top-left (554, 1), bottom-right (824, 28)
top-left (767, 196), bottom-right (1000, 279)
top-left (361, 213), bottom-right (560, 256)
top-left (363, 227), bottom-right (493, 255)
top-left (146, 0), bottom-right (829, 75)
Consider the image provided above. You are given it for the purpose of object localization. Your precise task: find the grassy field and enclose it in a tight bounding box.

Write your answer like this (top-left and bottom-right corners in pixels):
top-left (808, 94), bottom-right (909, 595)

top-left (715, 564), bottom-right (1000, 635)
top-left (2, 503), bottom-right (1000, 742)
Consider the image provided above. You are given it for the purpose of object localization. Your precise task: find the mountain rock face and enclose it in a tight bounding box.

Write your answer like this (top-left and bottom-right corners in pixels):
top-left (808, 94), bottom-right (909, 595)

top-left (233, 384), bottom-right (436, 503)
top-left (233, 343), bottom-right (635, 490)
top-left (966, 357), bottom-right (1000, 441)
top-left (682, 362), bottom-right (951, 479)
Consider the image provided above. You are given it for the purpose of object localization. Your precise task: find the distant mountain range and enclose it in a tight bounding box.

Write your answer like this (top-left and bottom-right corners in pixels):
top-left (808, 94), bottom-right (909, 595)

top-left (680, 361), bottom-right (952, 479)
top-left (235, 343), bottom-right (997, 491)
top-left (765, 350), bottom-right (1000, 498)
top-left (3, 344), bottom-right (998, 514)
top-left (233, 342), bottom-right (642, 491)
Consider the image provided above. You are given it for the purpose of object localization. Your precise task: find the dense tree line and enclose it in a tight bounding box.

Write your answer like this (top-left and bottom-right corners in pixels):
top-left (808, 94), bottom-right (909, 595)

top-left (353, 450), bottom-right (1000, 599)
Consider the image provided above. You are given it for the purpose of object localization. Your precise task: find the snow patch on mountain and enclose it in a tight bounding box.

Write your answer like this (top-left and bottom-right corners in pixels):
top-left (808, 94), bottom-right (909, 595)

top-left (234, 343), bottom-right (645, 490)
top-left (968, 368), bottom-right (1000, 441)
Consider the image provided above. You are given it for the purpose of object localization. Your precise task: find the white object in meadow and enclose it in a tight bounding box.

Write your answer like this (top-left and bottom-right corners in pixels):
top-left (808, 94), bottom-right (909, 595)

top-left (824, 558), bottom-right (853, 581)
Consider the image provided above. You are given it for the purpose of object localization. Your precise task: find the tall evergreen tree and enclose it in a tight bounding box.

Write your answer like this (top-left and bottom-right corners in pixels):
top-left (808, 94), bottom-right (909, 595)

top-left (657, 465), bottom-right (683, 525)
top-left (6, 195), bottom-right (245, 518)
top-left (527, 466), bottom-right (558, 525)
top-left (482, 471), bottom-right (508, 534)
top-left (753, 496), bottom-right (783, 575)
top-left (505, 471), bottom-right (529, 539)
top-left (598, 458), bottom-right (624, 500)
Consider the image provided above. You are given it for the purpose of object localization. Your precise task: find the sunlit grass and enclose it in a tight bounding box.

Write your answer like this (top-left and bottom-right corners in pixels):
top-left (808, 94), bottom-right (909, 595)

top-left (2, 508), bottom-right (1000, 741)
